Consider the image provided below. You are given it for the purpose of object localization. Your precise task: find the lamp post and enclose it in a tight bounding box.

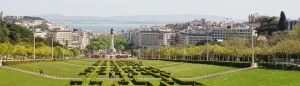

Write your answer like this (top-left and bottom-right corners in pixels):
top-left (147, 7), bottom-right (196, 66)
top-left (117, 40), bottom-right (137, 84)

top-left (206, 27), bottom-right (210, 61)
top-left (183, 37), bottom-right (186, 60)
top-left (33, 27), bottom-right (36, 60)
top-left (62, 39), bottom-right (65, 59)
top-left (52, 34), bottom-right (54, 59)
top-left (249, 20), bottom-right (257, 67)
top-left (251, 26), bottom-right (256, 67)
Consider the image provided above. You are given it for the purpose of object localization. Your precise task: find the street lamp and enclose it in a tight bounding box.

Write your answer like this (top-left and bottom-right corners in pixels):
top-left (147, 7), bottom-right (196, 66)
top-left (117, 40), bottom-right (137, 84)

top-left (33, 27), bottom-right (36, 60)
top-left (51, 34), bottom-right (54, 59)
top-left (183, 37), bottom-right (186, 60)
top-left (250, 22), bottom-right (257, 67)
top-left (206, 27), bottom-right (210, 61)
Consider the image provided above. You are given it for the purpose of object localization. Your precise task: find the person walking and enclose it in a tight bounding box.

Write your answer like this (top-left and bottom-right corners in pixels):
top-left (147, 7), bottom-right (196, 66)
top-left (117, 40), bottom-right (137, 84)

top-left (109, 71), bottom-right (112, 79)
top-left (128, 71), bottom-right (132, 78)
top-left (39, 68), bottom-right (44, 75)
top-left (112, 71), bottom-right (115, 79)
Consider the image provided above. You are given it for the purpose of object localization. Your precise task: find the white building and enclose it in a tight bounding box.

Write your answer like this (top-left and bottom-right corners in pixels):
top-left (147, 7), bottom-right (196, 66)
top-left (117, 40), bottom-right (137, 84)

top-left (211, 27), bottom-right (253, 41)
top-left (127, 28), bottom-right (175, 48)
top-left (72, 29), bottom-right (90, 49)
top-left (179, 27), bottom-right (254, 45)
top-left (179, 29), bottom-right (211, 45)
top-left (49, 30), bottom-right (73, 48)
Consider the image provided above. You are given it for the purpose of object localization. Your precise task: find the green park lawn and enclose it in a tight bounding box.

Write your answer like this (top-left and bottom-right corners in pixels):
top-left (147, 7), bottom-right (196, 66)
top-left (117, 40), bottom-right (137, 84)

top-left (140, 60), bottom-right (183, 66)
top-left (198, 69), bottom-right (300, 86)
top-left (59, 59), bottom-right (97, 66)
top-left (3, 59), bottom-right (300, 86)
top-left (8, 61), bottom-right (86, 78)
top-left (142, 60), bottom-right (237, 78)
top-left (0, 67), bottom-right (65, 86)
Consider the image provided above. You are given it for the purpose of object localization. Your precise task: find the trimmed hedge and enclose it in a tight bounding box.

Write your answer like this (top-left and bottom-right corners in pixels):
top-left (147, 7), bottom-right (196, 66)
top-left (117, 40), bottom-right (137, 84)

top-left (258, 62), bottom-right (300, 71)
top-left (171, 77), bottom-right (205, 85)
top-left (2, 58), bottom-right (82, 66)
top-left (89, 81), bottom-right (102, 85)
top-left (69, 81), bottom-right (83, 85)
top-left (161, 76), bottom-right (175, 85)
top-left (160, 81), bottom-right (171, 86)
top-left (3, 60), bottom-right (53, 66)
top-left (160, 72), bottom-right (171, 78)
top-left (148, 59), bottom-right (251, 68)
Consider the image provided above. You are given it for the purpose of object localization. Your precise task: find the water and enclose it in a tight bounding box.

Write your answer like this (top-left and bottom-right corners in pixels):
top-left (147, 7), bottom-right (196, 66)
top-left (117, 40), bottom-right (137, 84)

top-left (58, 23), bottom-right (165, 31)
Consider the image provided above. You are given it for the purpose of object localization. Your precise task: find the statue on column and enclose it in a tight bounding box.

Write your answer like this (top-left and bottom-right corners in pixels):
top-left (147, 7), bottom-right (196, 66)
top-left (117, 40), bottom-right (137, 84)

top-left (107, 28), bottom-right (116, 55)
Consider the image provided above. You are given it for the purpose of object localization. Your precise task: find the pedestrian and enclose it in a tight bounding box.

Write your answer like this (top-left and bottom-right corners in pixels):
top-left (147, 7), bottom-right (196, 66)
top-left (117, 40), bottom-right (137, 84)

top-left (39, 68), bottom-right (44, 75)
top-left (128, 71), bottom-right (132, 78)
top-left (139, 61), bottom-right (142, 66)
top-left (109, 71), bottom-right (112, 79)
top-left (112, 71), bottom-right (115, 79)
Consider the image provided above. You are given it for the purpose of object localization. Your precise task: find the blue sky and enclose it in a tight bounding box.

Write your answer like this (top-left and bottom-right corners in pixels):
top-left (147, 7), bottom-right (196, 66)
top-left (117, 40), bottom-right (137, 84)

top-left (0, 0), bottom-right (298, 19)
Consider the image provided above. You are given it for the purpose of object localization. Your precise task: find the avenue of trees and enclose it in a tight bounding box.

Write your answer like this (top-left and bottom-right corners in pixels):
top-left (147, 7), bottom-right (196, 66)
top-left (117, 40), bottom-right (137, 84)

top-left (0, 21), bottom-right (81, 60)
top-left (141, 11), bottom-right (295, 63)
top-left (142, 26), bottom-right (300, 64)
top-left (85, 35), bottom-right (134, 55)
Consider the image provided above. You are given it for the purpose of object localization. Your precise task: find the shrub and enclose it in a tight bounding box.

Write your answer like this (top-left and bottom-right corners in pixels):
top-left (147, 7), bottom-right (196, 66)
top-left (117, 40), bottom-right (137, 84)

top-left (132, 76), bottom-right (148, 85)
top-left (160, 81), bottom-right (171, 86)
top-left (162, 76), bottom-right (175, 85)
top-left (2, 60), bottom-right (53, 66)
top-left (160, 72), bottom-right (171, 78)
top-left (258, 62), bottom-right (300, 71)
top-left (69, 81), bottom-right (83, 85)
top-left (89, 81), bottom-right (102, 85)
top-left (171, 77), bottom-right (205, 85)
top-left (148, 59), bottom-right (251, 68)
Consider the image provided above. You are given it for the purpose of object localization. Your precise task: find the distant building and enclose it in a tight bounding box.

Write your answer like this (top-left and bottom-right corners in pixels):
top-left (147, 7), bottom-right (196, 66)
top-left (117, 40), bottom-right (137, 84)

top-left (150, 25), bottom-right (165, 30)
top-left (288, 20), bottom-right (300, 30)
top-left (126, 27), bottom-right (175, 48)
top-left (248, 13), bottom-right (268, 28)
top-left (211, 27), bottom-right (253, 41)
top-left (139, 30), bottom-right (174, 48)
top-left (179, 29), bottom-right (210, 45)
top-left (179, 27), bottom-right (254, 45)
top-left (49, 30), bottom-right (73, 48)
top-left (71, 29), bottom-right (90, 49)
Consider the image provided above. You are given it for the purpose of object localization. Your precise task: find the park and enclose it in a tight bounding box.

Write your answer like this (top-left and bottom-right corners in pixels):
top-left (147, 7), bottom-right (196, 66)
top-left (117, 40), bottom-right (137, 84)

top-left (1, 58), bottom-right (300, 86)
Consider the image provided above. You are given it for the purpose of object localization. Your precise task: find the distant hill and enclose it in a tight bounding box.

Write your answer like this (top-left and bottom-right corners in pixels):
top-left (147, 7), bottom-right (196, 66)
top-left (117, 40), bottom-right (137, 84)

top-left (37, 14), bottom-right (246, 22)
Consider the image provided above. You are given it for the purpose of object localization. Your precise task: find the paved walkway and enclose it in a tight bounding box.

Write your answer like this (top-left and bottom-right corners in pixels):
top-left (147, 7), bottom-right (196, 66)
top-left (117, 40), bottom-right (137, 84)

top-left (180, 67), bottom-right (257, 80)
top-left (0, 66), bottom-right (161, 80)
top-left (0, 66), bottom-right (80, 80)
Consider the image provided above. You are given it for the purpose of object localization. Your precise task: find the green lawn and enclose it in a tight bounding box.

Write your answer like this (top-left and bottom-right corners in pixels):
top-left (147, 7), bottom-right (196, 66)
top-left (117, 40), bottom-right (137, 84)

top-left (140, 60), bottom-right (181, 66)
top-left (5, 59), bottom-right (300, 86)
top-left (198, 69), bottom-right (300, 86)
top-left (143, 60), bottom-right (237, 78)
top-left (8, 61), bottom-right (86, 78)
top-left (60, 59), bottom-right (97, 66)
top-left (0, 67), bottom-right (65, 86)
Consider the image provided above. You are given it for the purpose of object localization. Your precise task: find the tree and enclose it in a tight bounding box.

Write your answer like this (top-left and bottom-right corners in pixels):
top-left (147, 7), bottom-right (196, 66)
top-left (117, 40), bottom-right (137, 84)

top-left (278, 11), bottom-right (288, 31)
top-left (0, 22), bottom-right (9, 43)
top-left (0, 43), bottom-right (12, 59)
top-left (256, 17), bottom-right (278, 36)
top-left (132, 50), bottom-right (140, 58)
top-left (36, 22), bottom-right (49, 31)
top-left (71, 48), bottom-right (81, 58)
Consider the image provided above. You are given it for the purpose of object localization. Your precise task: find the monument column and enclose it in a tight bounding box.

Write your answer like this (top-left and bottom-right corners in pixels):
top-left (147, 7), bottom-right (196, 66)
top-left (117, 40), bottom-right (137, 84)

top-left (107, 28), bottom-right (117, 56)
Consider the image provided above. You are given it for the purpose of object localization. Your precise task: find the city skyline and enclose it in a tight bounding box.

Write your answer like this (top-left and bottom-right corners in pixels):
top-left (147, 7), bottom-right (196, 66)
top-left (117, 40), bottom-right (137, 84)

top-left (0, 0), bottom-right (299, 19)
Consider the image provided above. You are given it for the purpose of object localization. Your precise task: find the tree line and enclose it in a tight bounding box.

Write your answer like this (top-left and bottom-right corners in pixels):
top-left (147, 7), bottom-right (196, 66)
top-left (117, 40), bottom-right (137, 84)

top-left (142, 26), bottom-right (300, 63)
top-left (85, 35), bottom-right (133, 55)
top-left (0, 21), bottom-right (81, 60)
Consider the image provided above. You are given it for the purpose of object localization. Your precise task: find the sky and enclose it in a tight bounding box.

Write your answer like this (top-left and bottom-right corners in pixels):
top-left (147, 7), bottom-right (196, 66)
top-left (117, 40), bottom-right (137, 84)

top-left (0, 0), bottom-right (298, 19)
